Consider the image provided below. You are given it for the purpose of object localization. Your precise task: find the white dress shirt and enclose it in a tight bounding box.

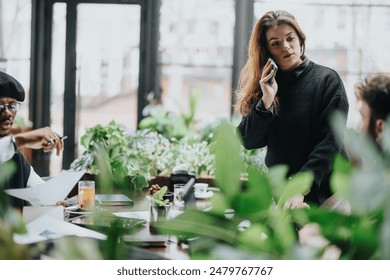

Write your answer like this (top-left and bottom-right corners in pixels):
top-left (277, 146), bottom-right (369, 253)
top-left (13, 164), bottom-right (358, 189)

top-left (0, 135), bottom-right (44, 187)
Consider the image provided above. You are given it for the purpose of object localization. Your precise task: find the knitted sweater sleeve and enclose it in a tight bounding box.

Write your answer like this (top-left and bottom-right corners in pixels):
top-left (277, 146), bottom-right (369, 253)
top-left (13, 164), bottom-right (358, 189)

top-left (300, 72), bottom-right (349, 195)
top-left (236, 101), bottom-right (275, 150)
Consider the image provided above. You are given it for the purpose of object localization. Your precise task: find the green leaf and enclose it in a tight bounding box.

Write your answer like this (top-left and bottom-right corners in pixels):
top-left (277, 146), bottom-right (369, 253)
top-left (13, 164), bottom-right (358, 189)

top-left (267, 165), bottom-right (288, 199)
top-left (237, 224), bottom-right (273, 254)
top-left (131, 175), bottom-right (149, 191)
top-left (208, 193), bottom-right (231, 216)
top-left (349, 218), bottom-right (378, 259)
top-left (344, 127), bottom-right (385, 169)
top-left (277, 171), bottom-right (313, 207)
top-left (268, 208), bottom-right (296, 255)
top-left (235, 166), bottom-right (272, 215)
top-left (158, 210), bottom-right (238, 244)
top-left (348, 170), bottom-right (389, 215)
top-left (139, 116), bottom-right (158, 130)
top-left (150, 186), bottom-right (169, 206)
top-left (380, 204), bottom-right (390, 259)
top-left (214, 121), bottom-right (244, 200)
top-left (305, 207), bottom-right (357, 253)
top-left (330, 154), bottom-right (352, 198)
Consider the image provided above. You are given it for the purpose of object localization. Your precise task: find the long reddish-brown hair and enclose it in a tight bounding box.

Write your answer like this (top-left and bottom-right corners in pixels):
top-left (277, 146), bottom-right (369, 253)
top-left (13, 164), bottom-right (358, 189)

top-left (234, 10), bottom-right (306, 116)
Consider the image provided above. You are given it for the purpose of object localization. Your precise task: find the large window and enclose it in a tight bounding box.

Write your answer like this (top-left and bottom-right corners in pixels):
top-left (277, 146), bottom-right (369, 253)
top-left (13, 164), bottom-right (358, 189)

top-left (254, 0), bottom-right (390, 128)
top-left (0, 0), bottom-right (31, 124)
top-left (13, 0), bottom-right (390, 175)
top-left (158, 0), bottom-right (235, 128)
top-left (75, 4), bottom-right (140, 132)
top-left (49, 2), bottom-right (141, 174)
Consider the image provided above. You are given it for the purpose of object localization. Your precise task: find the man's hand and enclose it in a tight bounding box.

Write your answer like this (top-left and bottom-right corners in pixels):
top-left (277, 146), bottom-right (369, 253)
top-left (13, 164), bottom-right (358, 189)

top-left (14, 127), bottom-right (64, 156)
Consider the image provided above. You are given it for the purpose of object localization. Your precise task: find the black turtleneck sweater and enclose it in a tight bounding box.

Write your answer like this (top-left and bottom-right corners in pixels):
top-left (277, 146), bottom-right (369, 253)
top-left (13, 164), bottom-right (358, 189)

top-left (237, 57), bottom-right (349, 205)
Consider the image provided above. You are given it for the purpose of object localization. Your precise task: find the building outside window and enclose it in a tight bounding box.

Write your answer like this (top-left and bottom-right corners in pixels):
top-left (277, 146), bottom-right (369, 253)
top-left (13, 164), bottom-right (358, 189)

top-left (0, 0), bottom-right (31, 124)
top-left (158, 0), bottom-right (235, 129)
top-left (2, 0), bottom-right (390, 173)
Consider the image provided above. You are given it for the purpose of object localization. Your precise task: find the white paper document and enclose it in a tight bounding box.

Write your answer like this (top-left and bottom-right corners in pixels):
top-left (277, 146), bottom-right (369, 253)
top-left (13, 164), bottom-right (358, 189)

top-left (22, 206), bottom-right (64, 223)
top-left (114, 210), bottom-right (183, 222)
top-left (5, 169), bottom-right (85, 206)
top-left (13, 214), bottom-right (106, 245)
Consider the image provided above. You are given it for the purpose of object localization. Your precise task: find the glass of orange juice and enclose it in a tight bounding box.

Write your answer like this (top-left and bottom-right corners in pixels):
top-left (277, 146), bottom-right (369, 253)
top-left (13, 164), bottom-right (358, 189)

top-left (78, 180), bottom-right (95, 210)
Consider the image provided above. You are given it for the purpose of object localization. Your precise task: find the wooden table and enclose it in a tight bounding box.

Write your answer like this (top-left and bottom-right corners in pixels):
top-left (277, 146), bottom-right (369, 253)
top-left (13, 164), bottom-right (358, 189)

top-left (65, 193), bottom-right (192, 260)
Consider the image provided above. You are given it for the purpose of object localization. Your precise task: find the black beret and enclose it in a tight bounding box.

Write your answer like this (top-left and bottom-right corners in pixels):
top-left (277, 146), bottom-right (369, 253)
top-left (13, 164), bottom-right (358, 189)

top-left (0, 71), bottom-right (25, 102)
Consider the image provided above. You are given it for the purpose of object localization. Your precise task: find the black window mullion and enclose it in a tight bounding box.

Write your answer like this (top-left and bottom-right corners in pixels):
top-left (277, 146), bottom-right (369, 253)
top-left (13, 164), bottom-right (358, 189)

top-left (62, 2), bottom-right (78, 169)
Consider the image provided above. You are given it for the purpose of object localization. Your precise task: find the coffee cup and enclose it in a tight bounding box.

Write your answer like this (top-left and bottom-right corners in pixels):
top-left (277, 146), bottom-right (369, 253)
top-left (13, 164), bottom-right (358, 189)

top-left (194, 183), bottom-right (208, 193)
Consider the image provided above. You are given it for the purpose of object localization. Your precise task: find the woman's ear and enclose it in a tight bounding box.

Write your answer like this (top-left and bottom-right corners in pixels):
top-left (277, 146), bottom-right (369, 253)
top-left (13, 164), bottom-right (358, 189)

top-left (375, 119), bottom-right (385, 143)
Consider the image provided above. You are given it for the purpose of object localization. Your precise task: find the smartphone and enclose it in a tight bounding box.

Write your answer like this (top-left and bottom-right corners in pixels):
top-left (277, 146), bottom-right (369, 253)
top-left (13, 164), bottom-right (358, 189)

top-left (268, 58), bottom-right (278, 85)
top-left (270, 58), bottom-right (278, 72)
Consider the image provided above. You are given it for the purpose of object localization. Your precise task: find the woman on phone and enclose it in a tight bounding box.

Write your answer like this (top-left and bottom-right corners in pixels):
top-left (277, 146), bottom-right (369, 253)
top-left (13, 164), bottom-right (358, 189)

top-left (235, 10), bottom-right (349, 206)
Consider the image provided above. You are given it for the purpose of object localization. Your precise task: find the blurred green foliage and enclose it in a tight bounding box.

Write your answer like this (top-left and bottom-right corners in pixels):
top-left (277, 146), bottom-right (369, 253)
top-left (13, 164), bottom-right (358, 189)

top-left (156, 115), bottom-right (390, 260)
top-left (0, 162), bottom-right (29, 259)
top-left (6, 108), bottom-right (390, 259)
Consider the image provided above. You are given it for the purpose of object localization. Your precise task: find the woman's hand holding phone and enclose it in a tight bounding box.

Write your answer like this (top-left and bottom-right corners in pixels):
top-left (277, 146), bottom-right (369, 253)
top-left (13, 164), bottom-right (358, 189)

top-left (268, 59), bottom-right (278, 85)
top-left (259, 58), bottom-right (278, 109)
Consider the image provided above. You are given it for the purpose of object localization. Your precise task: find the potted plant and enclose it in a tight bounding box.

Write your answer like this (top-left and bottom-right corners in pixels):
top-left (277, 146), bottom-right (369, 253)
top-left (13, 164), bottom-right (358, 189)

top-left (148, 185), bottom-right (172, 234)
top-left (70, 116), bottom-right (267, 197)
top-left (70, 121), bottom-right (153, 192)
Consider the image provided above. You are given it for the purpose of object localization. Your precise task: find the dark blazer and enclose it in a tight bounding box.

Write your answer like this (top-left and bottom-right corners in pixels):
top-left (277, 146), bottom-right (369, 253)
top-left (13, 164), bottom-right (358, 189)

top-left (3, 147), bottom-right (31, 208)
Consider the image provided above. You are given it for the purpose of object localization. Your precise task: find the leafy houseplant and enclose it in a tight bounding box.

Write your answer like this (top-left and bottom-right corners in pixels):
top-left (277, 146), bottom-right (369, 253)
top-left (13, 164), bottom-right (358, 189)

top-left (148, 185), bottom-right (172, 234)
top-left (71, 120), bottom-right (218, 191)
top-left (149, 185), bottom-right (170, 207)
top-left (71, 94), bottom-right (267, 192)
top-left (70, 121), bottom-right (153, 191)
top-left (139, 91), bottom-right (200, 141)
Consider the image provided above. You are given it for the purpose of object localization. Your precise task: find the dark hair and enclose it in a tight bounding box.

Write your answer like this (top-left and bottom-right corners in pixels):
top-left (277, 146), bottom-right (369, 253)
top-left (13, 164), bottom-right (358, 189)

top-left (356, 73), bottom-right (390, 122)
top-left (235, 10), bottom-right (306, 116)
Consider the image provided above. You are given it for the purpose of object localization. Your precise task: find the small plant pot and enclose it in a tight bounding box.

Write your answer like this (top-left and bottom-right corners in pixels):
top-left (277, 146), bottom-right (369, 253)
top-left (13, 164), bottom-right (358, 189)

top-left (163, 191), bottom-right (174, 202)
top-left (149, 203), bottom-right (172, 234)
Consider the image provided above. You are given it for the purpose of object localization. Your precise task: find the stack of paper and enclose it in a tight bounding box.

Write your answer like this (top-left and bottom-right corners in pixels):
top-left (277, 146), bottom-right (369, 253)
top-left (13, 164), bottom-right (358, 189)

top-left (14, 215), bottom-right (106, 245)
top-left (5, 169), bottom-right (85, 206)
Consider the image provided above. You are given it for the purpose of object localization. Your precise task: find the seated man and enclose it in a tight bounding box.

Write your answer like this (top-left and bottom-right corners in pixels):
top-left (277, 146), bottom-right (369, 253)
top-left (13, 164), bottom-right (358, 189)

top-left (0, 71), bottom-right (48, 208)
top-left (355, 73), bottom-right (390, 149)
top-left (323, 73), bottom-right (390, 209)
top-left (299, 74), bottom-right (390, 255)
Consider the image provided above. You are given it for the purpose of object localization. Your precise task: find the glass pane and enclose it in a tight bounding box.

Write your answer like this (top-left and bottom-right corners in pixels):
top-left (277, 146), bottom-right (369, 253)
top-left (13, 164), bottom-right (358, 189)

top-left (76, 3), bottom-right (140, 148)
top-left (159, 0), bottom-right (235, 127)
top-left (50, 3), bottom-right (67, 175)
top-left (254, 0), bottom-right (390, 128)
top-left (0, 0), bottom-right (31, 125)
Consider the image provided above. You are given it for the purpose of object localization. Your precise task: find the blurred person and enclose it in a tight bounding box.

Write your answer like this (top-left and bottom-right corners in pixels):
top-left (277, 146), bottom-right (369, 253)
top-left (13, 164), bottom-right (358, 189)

top-left (235, 10), bottom-right (349, 207)
top-left (355, 73), bottom-right (390, 149)
top-left (300, 74), bottom-right (390, 252)
top-left (0, 71), bottom-right (63, 208)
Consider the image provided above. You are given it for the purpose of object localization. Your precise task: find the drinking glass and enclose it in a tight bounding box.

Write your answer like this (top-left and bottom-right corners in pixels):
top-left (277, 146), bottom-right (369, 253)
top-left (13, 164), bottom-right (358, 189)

top-left (173, 184), bottom-right (185, 209)
top-left (78, 180), bottom-right (95, 210)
